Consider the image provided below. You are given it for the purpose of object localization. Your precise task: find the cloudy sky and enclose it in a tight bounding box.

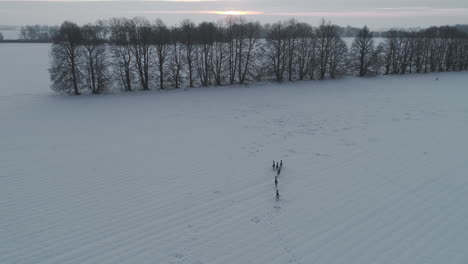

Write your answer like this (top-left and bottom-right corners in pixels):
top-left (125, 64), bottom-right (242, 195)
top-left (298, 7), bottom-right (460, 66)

top-left (0, 0), bottom-right (467, 28)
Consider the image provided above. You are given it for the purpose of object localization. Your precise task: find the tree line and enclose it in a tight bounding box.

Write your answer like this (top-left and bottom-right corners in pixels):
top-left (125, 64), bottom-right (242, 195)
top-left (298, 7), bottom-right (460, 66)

top-left (20, 25), bottom-right (59, 42)
top-left (49, 17), bottom-right (468, 95)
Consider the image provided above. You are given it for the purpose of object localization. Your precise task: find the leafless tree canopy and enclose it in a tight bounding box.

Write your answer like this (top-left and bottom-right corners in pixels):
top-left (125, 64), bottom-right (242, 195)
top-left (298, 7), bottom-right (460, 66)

top-left (49, 18), bottom-right (468, 95)
top-left (49, 21), bottom-right (83, 95)
top-left (350, 26), bottom-right (381, 76)
top-left (81, 21), bottom-right (109, 94)
top-left (20, 25), bottom-right (58, 41)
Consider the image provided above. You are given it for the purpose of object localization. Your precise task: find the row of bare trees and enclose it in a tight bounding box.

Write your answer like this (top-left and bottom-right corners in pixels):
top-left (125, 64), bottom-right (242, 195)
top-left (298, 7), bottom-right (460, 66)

top-left (381, 27), bottom-right (468, 74)
top-left (49, 18), bottom-right (468, 95)
top-left (20, 25), bottom-right (59, 41)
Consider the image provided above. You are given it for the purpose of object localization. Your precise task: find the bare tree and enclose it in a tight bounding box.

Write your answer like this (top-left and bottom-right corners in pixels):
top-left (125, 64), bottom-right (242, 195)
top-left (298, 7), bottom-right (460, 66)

top-left (412, 30), bottom-right (430, 73)
top-left (285, 19), bottom-right (298, 81)
top-left (169, 26), bottom-right (183, 88)
top-left (382, 30), bottom-right (418, 74)
top-left (180, 19), bottom-right (197, 87)
top-left (196, 22), bottom-right (216, 86)
top-left (295, 22), bottom-right (315, 80)
top-left (154, 19), bottom-right (170, 89)
top-left (109, 17), bottom-right (134, 91)
top-left (266, 21), bottom-right (287, 82)
top-left (49, 21), bottom-right (83, 95)
top-left (81, 21), bottom-right (109, 94)
top-left (212, 22), bottom-right (227, 86)
top-left (129, 17), bottom-right (152, 90)
top-left (20, 25), bottom-right (58, 41)
top-left (328, 37), bottom-right (348, 78)
top-left (422, 28), bottom-right (438, 73)
top-left (382, 30), bottom-right (400, 74)
top-left (238, 21), bottom-right (262, 84)
top-left (316, 20), bottom-right (338, 80)
top-left (439, 26), bottom-right (468, 72)
top-left (350, 26), bottom-right (381, 76)
top-left (225, 16), bottom-right (241, 84)
top-left (308, 34), bottom-right (318, 80)
top-left (455, 37), bottom-right (468, 71)
top-left (398, 32), bottom-right (414, 74)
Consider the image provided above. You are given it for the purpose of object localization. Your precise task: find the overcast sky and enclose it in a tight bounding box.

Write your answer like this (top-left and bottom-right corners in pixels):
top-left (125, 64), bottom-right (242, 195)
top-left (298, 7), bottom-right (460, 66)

top-left (0, 0), bottom-right (467, 28)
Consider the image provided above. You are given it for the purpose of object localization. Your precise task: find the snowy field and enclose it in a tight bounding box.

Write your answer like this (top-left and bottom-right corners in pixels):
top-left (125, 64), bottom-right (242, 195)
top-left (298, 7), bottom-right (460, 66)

top-left (0, 43), bottom-right (50, 96)
top-left (1, 44), bottom-right (468, 264)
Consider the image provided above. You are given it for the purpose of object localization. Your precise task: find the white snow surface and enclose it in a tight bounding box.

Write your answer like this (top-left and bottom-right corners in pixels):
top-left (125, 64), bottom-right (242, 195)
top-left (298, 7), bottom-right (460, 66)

top-left (2, 44), bottom-right (468, 264)
top-left (0, 44), bottom-right (50, 96)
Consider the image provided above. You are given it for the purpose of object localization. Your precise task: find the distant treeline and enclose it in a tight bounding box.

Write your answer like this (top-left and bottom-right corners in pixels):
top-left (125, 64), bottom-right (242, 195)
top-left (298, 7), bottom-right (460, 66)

top-left (19, 25), bottom-right (59, 41)
top-left (0, 25), bottom-right (58, 42)
top-left (48, 18), bottom-right (468, 95)
top-left (455, 24), bottom-right (468, 35)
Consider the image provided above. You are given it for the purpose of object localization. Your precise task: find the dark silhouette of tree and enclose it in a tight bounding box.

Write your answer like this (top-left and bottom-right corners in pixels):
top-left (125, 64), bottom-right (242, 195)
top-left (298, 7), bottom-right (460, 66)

top-left (350, 26), bottom-right (381, 76)
top-left (180, 19), bottom-right (197, 87)
top-left (20, 25), bottom-right (58, 41)
top-left (154, 19), bottom-right (171, 89)
top-left (412, 30), bottom-right (431, 73)
top-left (81, 21), bottom-right (109, 94)
top-left (212, 22), bottom-right (228, 86)
top-left (49, 21), bottom-right (83, 95)
top-left (316, 20), bottom-right (338, 80)
top-left (225, 16), bottom-right (242, 84)
top-left (238, 21), bottom-right (262, 84)
top-left (379, 26), bottom-right (468, 75)
top-left (295, 22), bottom-right (315, 80)
top-left (109, 17), bottom-right (134, 91)
top-left (328, 37), bottom-right (348, 78)
top-left (285, 19), bottom-right (298, 81)
top-left (196, 22), bottom-right (216, 86)
top-left (266, 21), bottom-right (287, 82)
top-left (129, 17), bottom-right (152, 90)
top-left (169, 26), bottom-right (183, 88)
top-left (382, 30), bottom-right (399, 74)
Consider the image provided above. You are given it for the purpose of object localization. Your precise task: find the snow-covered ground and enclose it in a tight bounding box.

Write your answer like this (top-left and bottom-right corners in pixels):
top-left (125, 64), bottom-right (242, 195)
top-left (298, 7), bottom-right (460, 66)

top-left (1, 44), bottom-right (468, 264)
top-left (0, 43), bottom-right (50, 96)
